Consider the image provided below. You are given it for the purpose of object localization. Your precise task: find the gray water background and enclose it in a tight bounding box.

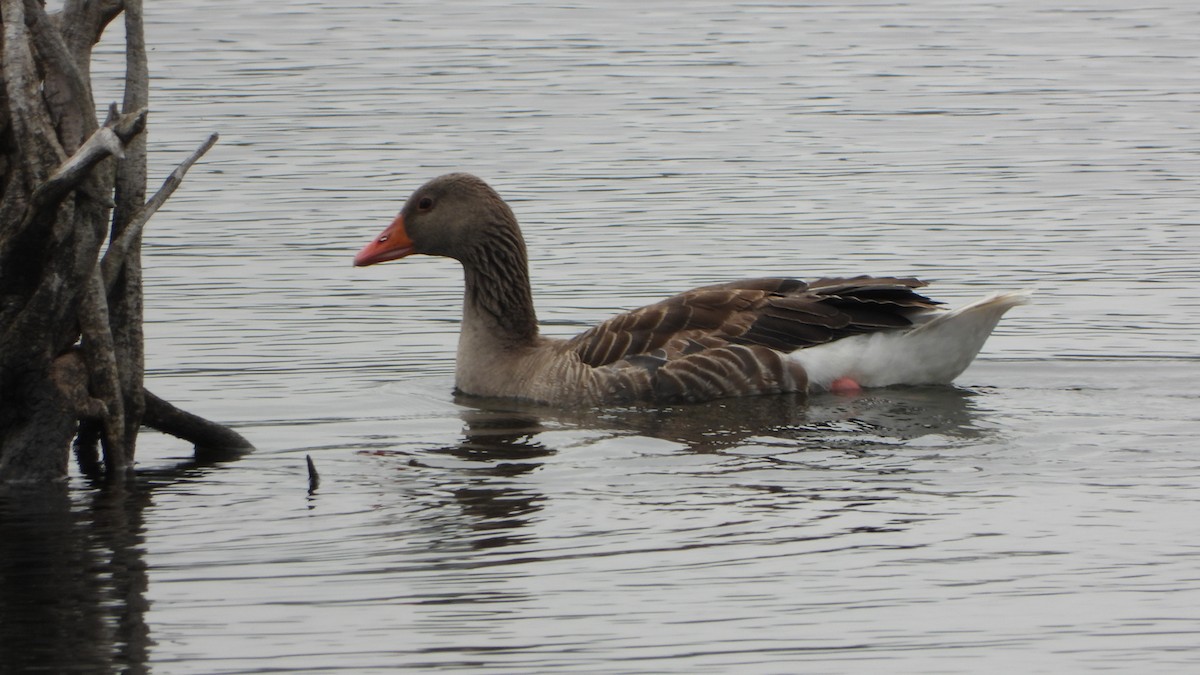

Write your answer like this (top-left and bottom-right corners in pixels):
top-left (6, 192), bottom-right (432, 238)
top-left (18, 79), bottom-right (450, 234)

top-left (2, 1), bottom-right (1199, 672)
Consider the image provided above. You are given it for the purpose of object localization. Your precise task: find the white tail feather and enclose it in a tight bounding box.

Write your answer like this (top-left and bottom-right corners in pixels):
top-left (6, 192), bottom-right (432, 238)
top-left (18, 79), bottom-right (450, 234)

top-left (790, 290), bottom-right (1032, 391)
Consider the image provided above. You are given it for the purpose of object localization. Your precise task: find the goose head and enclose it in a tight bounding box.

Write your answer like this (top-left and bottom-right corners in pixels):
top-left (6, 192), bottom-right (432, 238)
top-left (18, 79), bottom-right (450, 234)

top-left (354, 173), bottom-right (521, 267)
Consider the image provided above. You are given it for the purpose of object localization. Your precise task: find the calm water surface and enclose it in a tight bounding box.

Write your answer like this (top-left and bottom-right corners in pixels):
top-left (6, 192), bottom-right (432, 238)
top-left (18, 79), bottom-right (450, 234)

top-left (3, 1), bottom-right (1200, 672)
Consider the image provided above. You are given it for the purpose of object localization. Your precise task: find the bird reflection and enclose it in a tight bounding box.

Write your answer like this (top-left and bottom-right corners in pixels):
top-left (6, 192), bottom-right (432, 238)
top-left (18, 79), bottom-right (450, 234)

top-left (453, 384), bottom-right (983, 456)
top-left (423, 407), bottom-right (554, 549)
top-left (426, 386), bottom-right (985, 548)
top-left (431, 407), bottom-right (555, 473)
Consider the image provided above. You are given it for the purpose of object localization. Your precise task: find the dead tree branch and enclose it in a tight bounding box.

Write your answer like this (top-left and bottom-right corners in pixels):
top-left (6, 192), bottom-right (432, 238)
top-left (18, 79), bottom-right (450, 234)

top-left (79, 268), bottom-right (128, 474)
top-left (0, 109), bottom-right (146, 358)
top-left (1, 1), bottom-right (254, 483)
top-left (102, 132), bottom-right (218, 292)
top-left (108, 0), bottom-right (150, 459)
top-left (23, 0), bottom-right (97, 153)
top-left (30, 110), bottom-right (145, 215)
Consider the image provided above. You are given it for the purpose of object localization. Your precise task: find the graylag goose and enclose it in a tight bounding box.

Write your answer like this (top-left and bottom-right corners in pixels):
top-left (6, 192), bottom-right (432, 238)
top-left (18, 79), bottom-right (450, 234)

top-left (355, 173), bottom-right (1029, 405)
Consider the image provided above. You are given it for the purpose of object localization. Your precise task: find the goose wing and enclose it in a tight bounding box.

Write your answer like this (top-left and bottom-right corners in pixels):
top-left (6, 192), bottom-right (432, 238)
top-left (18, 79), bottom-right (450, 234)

top-left (567, 276), bottom-right (940, 367)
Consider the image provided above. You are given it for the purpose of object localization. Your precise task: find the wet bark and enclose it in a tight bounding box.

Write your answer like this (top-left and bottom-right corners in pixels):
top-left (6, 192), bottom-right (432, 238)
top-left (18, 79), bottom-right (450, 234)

top-left (1, 1), bottom-right (251, 484)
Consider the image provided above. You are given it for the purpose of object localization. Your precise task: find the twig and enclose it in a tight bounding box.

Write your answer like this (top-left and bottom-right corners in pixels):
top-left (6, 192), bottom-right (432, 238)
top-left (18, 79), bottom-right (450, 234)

top-left (307, 455), bottom-right (320, 494)
top-left (102, 132), bottom-right (219, 293)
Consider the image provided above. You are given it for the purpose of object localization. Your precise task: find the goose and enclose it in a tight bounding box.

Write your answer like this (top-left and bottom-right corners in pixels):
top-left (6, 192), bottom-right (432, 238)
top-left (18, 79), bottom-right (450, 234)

top-left (355, 173), bottom-right (1029, 405)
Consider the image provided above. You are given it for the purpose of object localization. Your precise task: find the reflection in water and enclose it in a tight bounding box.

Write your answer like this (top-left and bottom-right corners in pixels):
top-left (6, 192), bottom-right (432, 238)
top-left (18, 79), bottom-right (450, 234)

top-left (0, 484), bottom-right (150, 673)
top-left (376, 385), bottom-right (994, 663)
top-left (426, 409), bottom-right (555, 549)
top-left (433, 408), bottom-right (556, 472)
top-left (602, 385), bottom-right (983, 453)
top-left (419, 386), bottom-right (985, 552)
top-left (0, 455), bottom-right (242, 673)
top-left (456, 384), bottom-right (983, 456)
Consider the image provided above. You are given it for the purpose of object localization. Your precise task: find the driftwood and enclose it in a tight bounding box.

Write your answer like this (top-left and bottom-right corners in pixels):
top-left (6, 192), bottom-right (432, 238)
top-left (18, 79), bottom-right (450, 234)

top-left (1, 0), bottom-right (251, 483)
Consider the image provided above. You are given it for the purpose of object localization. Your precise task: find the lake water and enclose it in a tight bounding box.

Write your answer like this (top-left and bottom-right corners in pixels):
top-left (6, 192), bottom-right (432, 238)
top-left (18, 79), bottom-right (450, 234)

top-left (3, 1), bottom-right (1199, 672)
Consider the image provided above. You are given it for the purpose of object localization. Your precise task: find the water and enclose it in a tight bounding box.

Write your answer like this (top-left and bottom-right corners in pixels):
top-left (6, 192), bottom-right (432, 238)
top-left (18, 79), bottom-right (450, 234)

top-left (3, 1), bottom-right (1200, 672)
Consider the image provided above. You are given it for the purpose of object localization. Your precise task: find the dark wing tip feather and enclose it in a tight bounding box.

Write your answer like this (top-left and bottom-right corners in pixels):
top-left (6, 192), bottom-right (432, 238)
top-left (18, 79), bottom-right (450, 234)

top-left (735, 275), bottom-right (942, 351)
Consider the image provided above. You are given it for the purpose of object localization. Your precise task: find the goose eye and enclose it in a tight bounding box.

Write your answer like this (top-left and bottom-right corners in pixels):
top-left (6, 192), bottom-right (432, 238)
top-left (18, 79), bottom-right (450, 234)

top-left (417, 197), bottom-right (434, 211)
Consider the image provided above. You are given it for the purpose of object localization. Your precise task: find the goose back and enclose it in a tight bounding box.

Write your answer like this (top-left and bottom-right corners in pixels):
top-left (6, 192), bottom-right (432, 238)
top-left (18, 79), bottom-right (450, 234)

top-left (564, 276), bottom-right (943, 403)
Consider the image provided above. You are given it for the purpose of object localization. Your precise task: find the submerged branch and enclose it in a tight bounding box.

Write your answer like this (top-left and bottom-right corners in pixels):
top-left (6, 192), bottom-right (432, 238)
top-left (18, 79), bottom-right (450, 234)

top-left (307, 455), bottom-right (320, 494)
top-left (143, 390), bottom-right (254, 455)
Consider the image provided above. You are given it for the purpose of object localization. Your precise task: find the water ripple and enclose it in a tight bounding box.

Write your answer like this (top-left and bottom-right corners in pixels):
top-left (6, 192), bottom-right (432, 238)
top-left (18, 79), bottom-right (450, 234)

top-left (7, 1), bottom-right (1198, 672)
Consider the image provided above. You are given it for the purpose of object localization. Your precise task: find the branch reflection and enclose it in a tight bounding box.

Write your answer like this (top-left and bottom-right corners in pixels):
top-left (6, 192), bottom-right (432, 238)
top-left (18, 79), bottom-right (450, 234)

top-left (0, 450), bottom-right (246, 673)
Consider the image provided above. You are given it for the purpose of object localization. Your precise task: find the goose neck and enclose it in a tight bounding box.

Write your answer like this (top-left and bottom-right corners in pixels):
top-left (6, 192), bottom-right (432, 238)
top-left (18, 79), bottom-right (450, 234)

top-left (460, 232), bottom-right (538, 345)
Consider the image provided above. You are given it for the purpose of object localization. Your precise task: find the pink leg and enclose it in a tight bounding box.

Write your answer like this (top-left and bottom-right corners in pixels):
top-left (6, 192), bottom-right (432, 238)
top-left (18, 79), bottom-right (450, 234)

top-left (829, 376), bottom-right (863, 395)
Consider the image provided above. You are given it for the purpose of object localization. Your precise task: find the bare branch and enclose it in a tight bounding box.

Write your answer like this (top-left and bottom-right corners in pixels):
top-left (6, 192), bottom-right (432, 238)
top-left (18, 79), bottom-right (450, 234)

top-left (103, 132), bottom-right (219, 292)
top-left (108, 0), bottom-right (152, 453)
top-left (43, 128), bottom-right (125, 187)
top-left (79, 268), bottom-right (129, 474)
top-left (122, 0), bottom-right (149, 108)
top-left (0, 109), bottom-right (146, 361)
top-left (23, 0), bottom-right (98, 153)
top-left (113, 0), bottom-right (149, 232)
top-left (3, 0), bottom-right (67, 186)
top-left (55, 0), bottom-right (126, 59)
top-left (24, 108), bottom-right (147, 228)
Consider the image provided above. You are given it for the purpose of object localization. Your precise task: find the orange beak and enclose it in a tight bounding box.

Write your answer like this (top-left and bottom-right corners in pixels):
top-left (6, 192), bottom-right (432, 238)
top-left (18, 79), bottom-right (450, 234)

top-left (354, 214), bottom-right (416, 267)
